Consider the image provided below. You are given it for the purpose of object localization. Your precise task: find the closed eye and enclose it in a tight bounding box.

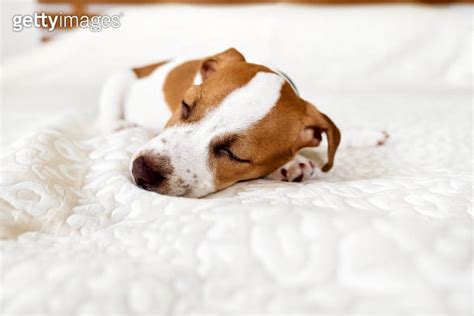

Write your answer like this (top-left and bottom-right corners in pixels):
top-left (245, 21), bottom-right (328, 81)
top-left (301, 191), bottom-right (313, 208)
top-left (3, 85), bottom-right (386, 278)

top-left (214, 145), bottom-right (251, 163)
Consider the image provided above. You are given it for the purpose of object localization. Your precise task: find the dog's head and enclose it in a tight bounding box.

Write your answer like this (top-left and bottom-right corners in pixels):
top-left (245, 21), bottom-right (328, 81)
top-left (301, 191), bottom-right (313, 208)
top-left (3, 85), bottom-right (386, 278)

top-left (131, 48), bottom-right (340, 197)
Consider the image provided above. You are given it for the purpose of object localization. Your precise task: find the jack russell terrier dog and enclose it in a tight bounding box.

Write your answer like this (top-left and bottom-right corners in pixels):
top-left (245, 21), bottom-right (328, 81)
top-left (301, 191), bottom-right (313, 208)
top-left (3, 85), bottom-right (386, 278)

top-left (99, 48), bottom-right (387, 197)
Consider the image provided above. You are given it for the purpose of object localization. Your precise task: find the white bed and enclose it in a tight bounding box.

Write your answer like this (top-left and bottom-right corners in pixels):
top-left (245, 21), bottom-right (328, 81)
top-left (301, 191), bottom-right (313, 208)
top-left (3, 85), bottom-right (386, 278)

top-left (0, 4), bottom-right (472, 315)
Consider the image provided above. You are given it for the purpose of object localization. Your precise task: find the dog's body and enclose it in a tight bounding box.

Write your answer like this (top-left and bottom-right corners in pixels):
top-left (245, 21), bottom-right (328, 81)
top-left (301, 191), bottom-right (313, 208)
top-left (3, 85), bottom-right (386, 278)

top-left (99, 48), bottom-right (387, 197)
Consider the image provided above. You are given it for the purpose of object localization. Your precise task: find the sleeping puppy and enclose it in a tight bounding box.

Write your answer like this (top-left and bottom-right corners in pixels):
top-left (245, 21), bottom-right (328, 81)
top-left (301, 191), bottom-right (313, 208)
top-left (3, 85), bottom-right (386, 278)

top-left (99, 48), bottom-right (378, 197)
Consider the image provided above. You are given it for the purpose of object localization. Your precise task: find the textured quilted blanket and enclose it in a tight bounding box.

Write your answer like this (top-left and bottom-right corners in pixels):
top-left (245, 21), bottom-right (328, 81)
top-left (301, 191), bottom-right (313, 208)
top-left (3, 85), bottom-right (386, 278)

top-left (1, 89), bottom-right (472, 314)
top-left (1, 3), bottom-right (472, 315)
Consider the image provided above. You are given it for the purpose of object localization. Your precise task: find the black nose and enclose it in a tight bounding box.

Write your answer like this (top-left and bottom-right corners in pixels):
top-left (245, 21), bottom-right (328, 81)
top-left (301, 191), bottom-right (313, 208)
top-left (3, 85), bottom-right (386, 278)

top-left (132, 156), bottom-right (170, 190)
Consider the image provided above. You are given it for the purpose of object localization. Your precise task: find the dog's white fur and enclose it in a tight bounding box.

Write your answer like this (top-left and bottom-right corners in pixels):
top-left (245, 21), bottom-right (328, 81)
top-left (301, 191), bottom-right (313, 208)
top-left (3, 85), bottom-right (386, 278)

top-left (131, 72), bottom-right (285, 197)
top-left (99, 56), bottom-right (388, 197)
top-left (98, 70), bottom-right (136, 132)
top-left (99, 60), bottom-right (192, 134)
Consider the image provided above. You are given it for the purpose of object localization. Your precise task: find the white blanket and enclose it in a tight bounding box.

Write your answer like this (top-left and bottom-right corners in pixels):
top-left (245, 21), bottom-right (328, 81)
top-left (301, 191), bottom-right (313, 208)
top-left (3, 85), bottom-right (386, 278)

top-left (1, 4), bottom-right (472, 315)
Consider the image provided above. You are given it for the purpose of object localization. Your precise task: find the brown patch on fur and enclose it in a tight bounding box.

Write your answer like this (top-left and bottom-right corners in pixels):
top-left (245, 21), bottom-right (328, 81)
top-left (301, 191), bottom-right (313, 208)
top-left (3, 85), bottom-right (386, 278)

top-left (153, 48), bottom-right (340, 194)
top-left (165, 62), bottom-right (270, 128)
top-left (302, 106), bottom-right (341, 172)
top-left (163, 60), bottom-right (201, 114)
top-left (164, 49), bottom-right (247, 127)
top-left (206, 76), bottom-right (340, 191)
top-left (209, 82), bottom-right (306, 190)
top-left (132, 61), bottom-right (168, 79)
top-left (200, 48), bottom-right (246, 81)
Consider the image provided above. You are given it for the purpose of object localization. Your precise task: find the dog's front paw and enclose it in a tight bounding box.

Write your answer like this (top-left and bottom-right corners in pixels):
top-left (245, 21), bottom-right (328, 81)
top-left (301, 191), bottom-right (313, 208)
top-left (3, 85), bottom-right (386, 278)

top-left (341, 128), bottom-right (390, 148)
top-left (266, 155), bottom-right (316, 182)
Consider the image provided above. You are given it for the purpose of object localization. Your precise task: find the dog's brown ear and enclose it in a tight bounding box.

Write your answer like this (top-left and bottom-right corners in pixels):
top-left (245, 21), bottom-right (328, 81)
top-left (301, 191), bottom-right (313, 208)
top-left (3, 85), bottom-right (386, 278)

top-left (298, 103), bottom-right (341, 172)
top-left (200, 48), bottom-right (246, 81)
